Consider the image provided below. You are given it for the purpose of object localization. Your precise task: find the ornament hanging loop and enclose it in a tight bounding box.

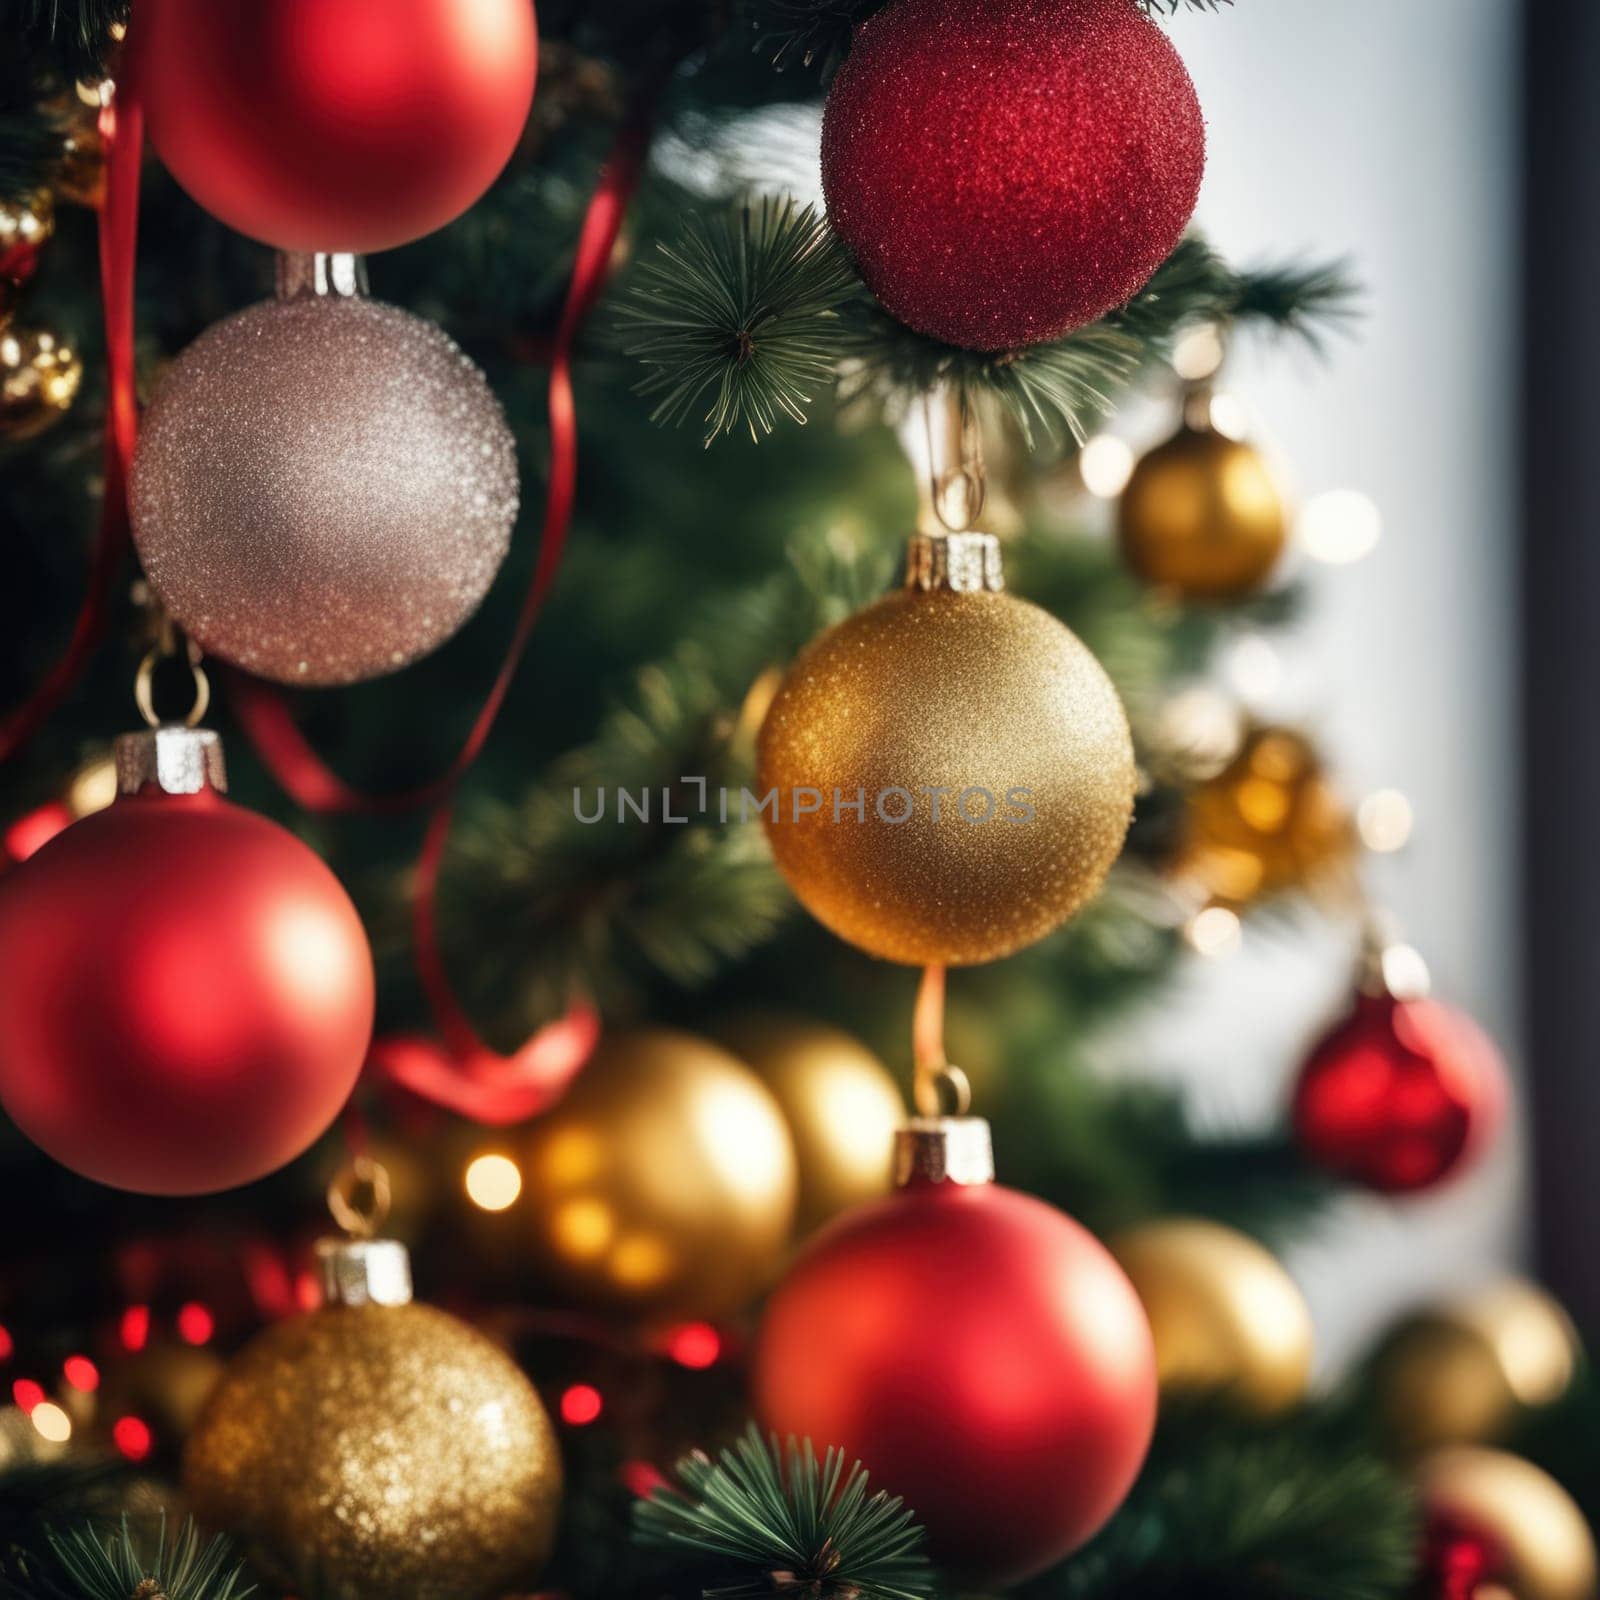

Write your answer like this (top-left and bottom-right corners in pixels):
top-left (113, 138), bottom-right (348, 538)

top-left (133, 632), bottom-right (210, 730)
top-left (923, 386), bottom-right (988, 533)
top-left (327, 1154), bottom-right (392, 1241)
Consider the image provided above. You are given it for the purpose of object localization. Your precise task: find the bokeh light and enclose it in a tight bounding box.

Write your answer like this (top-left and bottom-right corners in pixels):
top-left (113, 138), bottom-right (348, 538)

top-left (1299, 489), bottom-right (1381, 565)
top-left (560, 1384), bottom-right (603, 1425)
top-left (465, 1152), bottom-right (523, 1211)
top-left (1079, 434), bottom-right (1135, 499)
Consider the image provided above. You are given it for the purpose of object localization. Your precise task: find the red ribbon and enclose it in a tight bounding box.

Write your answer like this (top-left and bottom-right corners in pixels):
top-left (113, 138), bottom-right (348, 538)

top-left (232, 114), bottom-right (653, 1112)
top-left (0, 83), bottom-right (142, 763)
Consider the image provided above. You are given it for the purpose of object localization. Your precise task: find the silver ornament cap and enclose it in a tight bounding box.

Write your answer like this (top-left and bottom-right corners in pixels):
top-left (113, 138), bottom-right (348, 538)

top-left (315, 1236), bottom-right (414, 1309)
top-left (905, 531), bottom-right (1005, 594)
top-left (893, 1115), bottom-right (995, 1188)
top-left (113, 725), bottom-right (227, 797)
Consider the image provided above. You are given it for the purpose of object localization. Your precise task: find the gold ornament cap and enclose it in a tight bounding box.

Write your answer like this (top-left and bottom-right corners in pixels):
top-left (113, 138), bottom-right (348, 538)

top-left (893, 1115), bottom-right (995, 1188)
top-left (315, 1236), bottom-right (414, 1308)
top-left (905, 531), bottom-right (1005, 594)
top-left (114, 726), bottom-right (227, 797)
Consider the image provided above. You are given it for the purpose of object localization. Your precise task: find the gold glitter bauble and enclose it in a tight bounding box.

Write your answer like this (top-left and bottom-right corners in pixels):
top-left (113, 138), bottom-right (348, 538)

top-left (1175, 725), bottom-right (1354, 907)
top-left (1112, 1217), bottom-right (1314, 1415)
top-left (0, 191), bottom-right (53, 272)
top-left (522, 1029), bottom-right (798, 1322)
top-left (129, 286), bottom-right (517, 685)
top-left (1118, 420), bottom-right (1287, 599)
top-left (756, 538), bottom-right (1135, 966)
top-left (1370, 1281), bottom-right (1580, 1456)
top-left (0, 326), bottom-right (82, 441)
top-left (1418, 1447), bottom-right (1598, 1600)
top-left (184, 1301), bottom-right (561, 1600)
top-left (717, 1016), bottom-right (905, 1238)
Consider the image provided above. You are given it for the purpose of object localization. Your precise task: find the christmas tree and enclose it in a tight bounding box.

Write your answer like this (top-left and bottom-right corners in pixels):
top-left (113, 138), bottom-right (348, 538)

top-left (0, 2), bottom-right (1592, 1599)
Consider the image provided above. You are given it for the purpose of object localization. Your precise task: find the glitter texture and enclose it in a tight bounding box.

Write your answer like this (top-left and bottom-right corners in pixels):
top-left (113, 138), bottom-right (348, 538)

top-left (184, 1300), bottom-right (562, 1600)
top-left (130, 294), bottom-right (518, 686)
top-left (757, 586), bottom-right (1135, 966)
top-left (821, 0), bottom-right (1206, 351)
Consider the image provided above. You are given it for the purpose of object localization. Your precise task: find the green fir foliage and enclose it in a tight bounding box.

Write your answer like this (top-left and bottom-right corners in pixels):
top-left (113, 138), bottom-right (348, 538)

top-left (635, 1425), bottom-right (934, 1600)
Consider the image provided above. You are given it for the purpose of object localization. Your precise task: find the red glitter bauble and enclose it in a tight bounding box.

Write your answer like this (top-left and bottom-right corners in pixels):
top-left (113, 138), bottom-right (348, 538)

top-left (821, 0), bottom-right (1205, 350)
top-left (0, 752), bottom-right (373, 1195)
top-left (753, 1168), bottom-right (1156, 1585)
top-left (132, 0), bottom-right (538, 253)
top-left (1292, 991), bottom-right (1507, 1194)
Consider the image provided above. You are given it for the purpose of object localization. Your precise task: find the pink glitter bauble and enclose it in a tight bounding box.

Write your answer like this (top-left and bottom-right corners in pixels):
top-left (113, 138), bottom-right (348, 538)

top-left (130, 293), bottom-right (518, 686)
top-left (821, 0), bottom-right (1206, 351)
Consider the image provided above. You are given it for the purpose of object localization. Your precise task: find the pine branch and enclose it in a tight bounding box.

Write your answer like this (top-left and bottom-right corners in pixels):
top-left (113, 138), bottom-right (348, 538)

top-left (618, 199), bottom-right (861, 444)
top-left (1, 1), bottom-right (128, 80)
top-left (14, 1517), bottom-right (251, 1600)
top-left (621, 212), bottom-right (1358, 448)
top-left (0, 1459), bottom-right (131, 1589)
top-left (635, 1425), bottom-right (934, 1600)
top-left (1036, 1401), bottom-right (1418, 1600)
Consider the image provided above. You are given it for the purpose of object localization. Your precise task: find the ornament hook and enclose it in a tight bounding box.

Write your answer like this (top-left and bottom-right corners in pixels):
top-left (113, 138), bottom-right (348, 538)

top-left (922, 386), bottom-right (988, 533)
top-left (133, 640), bottom-right (210, 729)
top-left (327, 1155), bottom-right (393, 1241)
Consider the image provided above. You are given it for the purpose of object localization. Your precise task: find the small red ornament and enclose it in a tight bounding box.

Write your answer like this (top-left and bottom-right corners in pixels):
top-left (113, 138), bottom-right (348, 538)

top-left (0, 727), bottom-right (373, 1195)
top-left (132, 0), bottom-right (539, 253)
top-left (753, 1117), bottom-right (1156, 1586)
top-left (1292, 945), bottom-right (1506, 1194)
top-left (821, 0), bottom-right (1205, 350)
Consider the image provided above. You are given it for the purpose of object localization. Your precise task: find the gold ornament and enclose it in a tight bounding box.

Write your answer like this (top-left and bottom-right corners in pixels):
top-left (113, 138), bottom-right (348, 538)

top-left (0, 326), bottom-right (83, 441)
top-left (757, 532), bottom-right (1135, 966)
top-left (522, 1028), bottom-right (798, 1322)
top-left (1370, 1280), bottom-right (1580, 1455)
top-left (1111, 1217), bottom-right (1314, 1414)
top-left (1418, 1447), bottom-right (1598, 1600)
top-left (99, 1342), bottom-right (225, 1456)
top-left (0, 192), bottom-right (53, 270)
top-left (1118, 409), bottom-right (1287, 600)
top-left (717, 1016), bottom-right (905, 1237)
top-left (185, 1239), bottom-right (561, 1600)
top-left (1174, 724), bottom-right (1355, 907)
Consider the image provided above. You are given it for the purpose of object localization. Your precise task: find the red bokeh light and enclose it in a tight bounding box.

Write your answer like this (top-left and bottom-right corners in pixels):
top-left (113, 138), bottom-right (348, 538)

top-left (11, 1378), bottom-right (44, 1413)
top-left (560, 1383), bottom-right (603, 1426)
top-left (0, 1325), bottom-right (12, 1363)
top-left (620, 1459), bottom-right (668, 1499)
top-left (112, 1415), bottom-right (153, 1462)
top-left (176, 1302), bottom-right (215, 1345)
top-left (665, 1322), bottom-right (721, 1370)
top-left (120, 1304), bottom-right (151, 1352)
top-left (62, 1355), bottom-right (99, 1392)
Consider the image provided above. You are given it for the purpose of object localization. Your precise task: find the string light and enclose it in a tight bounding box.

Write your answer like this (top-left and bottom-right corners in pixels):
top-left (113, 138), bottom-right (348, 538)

top-left (464, 1152), bottom-right (523, 1212)
top-left (62, 1355), bottom-right (98, 1392)
top-left (666, 1323), bottom-right (721, 1369)
top-left (177, 1302), bottom-right (215, 1345)
top-left (30, 1401), bottom-right (71, 1443)
top-left (1358, 789), bottom-right (1414, 854)
top-left (120, 1304), bottom-right (150, 1352)
top-left (1299, 489), bottom-right (1381, 565)
top-left (1186, 905), bottom-right (1242, 957)
top-left (112, 1415), bottom-right (153, 1462)
top-left (560, 1383), bottom-right (603, 1425)
top-left (1078, 434), bottom-right (1135, 499)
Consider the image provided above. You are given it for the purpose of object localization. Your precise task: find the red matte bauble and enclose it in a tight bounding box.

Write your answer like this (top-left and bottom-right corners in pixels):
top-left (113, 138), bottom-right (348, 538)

top-left (0, 789), bottom-right (374, 1195)
top-left (132, 0), bottom-right (539, 253)
top-left (821, 0), bottom-right (1205, 350)
top-left (1292, 992), bottom-right (1507, 1194)
top-left (753, 1180), bottom-right (1157, 1584)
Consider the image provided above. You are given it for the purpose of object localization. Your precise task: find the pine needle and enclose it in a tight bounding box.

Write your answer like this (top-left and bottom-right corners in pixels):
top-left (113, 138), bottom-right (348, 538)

top-left (16, 1517), bottom-right (250, 1600)
top-left (619, 198), bottom-right (860, 445)
top-left (635, 1425), bottom-right (935, 1600)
